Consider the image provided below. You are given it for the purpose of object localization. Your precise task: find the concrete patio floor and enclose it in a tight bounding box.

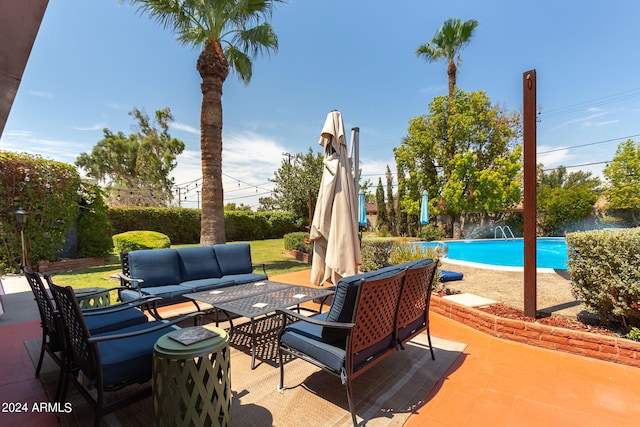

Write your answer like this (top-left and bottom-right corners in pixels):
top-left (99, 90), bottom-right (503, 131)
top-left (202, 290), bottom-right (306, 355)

top-left (1, 270), bottom-right (639, 426)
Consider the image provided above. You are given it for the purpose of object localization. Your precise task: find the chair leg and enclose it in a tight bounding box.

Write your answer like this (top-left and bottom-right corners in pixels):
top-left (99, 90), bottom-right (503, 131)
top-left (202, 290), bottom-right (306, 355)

top-left (35, 333), bottom-right (46, 377)
top-left (427, 324), bottom-right (435, 360)
top-left (345, 379), bottom-right (357, 427)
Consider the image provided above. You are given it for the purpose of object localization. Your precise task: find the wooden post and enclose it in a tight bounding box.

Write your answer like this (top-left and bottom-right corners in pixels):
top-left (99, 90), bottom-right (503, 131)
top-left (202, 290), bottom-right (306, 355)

top-left (523, 70), bottom-right (537, 318)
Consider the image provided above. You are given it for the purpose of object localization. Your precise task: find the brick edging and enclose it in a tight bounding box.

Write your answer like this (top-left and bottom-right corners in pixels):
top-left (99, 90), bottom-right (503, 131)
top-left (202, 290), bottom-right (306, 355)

top-left (36, 257), bottom-right (106, 273)
top-left (285, 249), bottom-right (312, 264)
top-left (431, 295), bottom-right (640, 367)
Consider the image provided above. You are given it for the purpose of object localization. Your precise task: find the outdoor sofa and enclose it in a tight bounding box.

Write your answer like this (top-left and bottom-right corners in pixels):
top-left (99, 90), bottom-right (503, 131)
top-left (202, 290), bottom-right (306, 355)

top-left (118, 243), bottom-right (267, 317)
top-left (277, 257), bottom-right (438, 426)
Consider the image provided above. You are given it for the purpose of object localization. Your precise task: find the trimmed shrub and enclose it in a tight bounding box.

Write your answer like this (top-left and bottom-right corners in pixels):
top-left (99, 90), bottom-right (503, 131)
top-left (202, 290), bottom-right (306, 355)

top-left (566, 228), bottom-right (640, 327)
top-left (284, 232), bottom-right (312, 253)
top-left (359, 238), bottom-right (394, 272)
top-left (419, 223), bottom-right (445, 241)
top-left (112, 230), bottom-right (171, 252)
top-left (389, 238), bottom-right (437, 265)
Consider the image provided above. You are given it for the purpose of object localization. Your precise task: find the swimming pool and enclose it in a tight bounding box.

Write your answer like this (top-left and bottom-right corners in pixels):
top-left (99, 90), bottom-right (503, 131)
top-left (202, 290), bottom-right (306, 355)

top-left (417, 237), bottom-right (569, 270)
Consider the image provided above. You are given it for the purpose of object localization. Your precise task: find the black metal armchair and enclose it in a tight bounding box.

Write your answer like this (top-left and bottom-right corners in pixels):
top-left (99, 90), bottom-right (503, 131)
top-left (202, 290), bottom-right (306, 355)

top-left (277, 270), bottom-right (407, 426)
top-left (22, 267), bottom-right (159, 401)
top-left (46, 274), bottom-right (202, 426)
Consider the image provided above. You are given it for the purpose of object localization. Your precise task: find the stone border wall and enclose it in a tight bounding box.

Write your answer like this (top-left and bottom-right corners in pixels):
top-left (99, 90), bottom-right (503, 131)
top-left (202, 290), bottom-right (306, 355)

top-left (431, 295), bottom-right (640, 368)
top-left (36, 257), bottom-right (106, 273)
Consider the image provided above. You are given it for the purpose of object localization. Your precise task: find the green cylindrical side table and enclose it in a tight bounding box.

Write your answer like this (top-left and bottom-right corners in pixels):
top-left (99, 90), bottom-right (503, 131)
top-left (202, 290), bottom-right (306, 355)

top-left (153, 326), bottom-right (231, 427)
top-left (74, 287), bottom-right (110, 308)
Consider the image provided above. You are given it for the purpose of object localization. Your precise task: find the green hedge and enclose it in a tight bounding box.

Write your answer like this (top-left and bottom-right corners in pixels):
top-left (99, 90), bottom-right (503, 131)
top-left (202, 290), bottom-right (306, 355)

top-left (108, 208), bottom-right (302, 243)
top-left (284, 232), bottom-right (312, 253)
top-left (112, 230), bottom-right (171, 252)
top-left (566, 228), bottom-right (640, 327)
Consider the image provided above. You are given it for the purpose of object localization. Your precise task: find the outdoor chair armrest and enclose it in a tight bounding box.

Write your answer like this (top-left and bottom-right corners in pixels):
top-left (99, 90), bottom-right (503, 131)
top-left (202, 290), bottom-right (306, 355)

top-left (86, 311), bottom-right (204, 343)
top-left (117, 272), bottom-right (144, 297)
top-left (255, 263), bottom-right (268, 277)
top-left (76, 285), bottom-right (130, 298)
top-left (117, 272), bottom-right (144, 287)
top-left (277, 308), bottom-right (355, 330)
top-left (81, 296), bottom-right (162, 316)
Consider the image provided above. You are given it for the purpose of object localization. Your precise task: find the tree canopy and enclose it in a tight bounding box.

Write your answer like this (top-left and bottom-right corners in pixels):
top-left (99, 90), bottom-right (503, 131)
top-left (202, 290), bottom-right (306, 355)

top-left (394, 89), bottom-right (521, 236)
top-left (75, 107), bottom-right (184, 207)
top-left (260, 148), bottom-right (324, 227)
top-left (604, 139), bottom-right (640, 225)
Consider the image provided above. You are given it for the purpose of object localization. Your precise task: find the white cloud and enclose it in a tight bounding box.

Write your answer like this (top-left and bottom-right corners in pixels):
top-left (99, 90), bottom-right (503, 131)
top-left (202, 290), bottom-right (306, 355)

top-left (71, 123), bottom-right (106, 131)
top-left (28, 91), bottom-right (54, 99)
top-left (0, 130), bottom-right (83, 163)
top-left (536, 144), bottom-right (572, 168)
top-left (170, 131), bottom-right (286, 208)
top-left (555, 111), bottom-right (608, 130)
top-left (171, 122), bottom-right (200, 135)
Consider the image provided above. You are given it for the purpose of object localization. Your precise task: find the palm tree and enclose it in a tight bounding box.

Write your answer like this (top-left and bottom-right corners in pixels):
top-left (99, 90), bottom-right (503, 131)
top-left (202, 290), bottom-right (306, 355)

top-left (125, 0), bottom-right (282, 244)
top-left (416, 18), bottom-right (478, 100)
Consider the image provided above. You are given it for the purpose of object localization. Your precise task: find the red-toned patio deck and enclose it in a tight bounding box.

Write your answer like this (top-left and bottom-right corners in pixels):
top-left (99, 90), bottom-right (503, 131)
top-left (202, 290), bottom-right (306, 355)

top-left (2, 269), bottom-right (639, 426)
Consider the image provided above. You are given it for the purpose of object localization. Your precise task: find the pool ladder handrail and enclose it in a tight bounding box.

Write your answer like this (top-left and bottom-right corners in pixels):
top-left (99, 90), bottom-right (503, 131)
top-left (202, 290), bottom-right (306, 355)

top-left (494, 225), bottom-right (515, 239)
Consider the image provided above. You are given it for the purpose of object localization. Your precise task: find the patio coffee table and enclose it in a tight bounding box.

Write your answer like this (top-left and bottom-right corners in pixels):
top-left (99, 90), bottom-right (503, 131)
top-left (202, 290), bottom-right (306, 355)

top-left (184, 281), bottom-right (334, 369)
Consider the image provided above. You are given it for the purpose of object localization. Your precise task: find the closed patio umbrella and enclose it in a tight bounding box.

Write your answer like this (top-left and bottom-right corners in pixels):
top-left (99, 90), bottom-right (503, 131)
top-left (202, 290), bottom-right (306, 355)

top-left (310, 111), bottom-right (362, 286)
top-left (420, 190), bottom-right (429, 225)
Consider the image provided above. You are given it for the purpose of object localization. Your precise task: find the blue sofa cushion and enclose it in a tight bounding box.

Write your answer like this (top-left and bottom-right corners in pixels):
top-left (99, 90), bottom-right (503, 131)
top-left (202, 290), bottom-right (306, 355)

top-left (176, 246), bottom-right (223, 281)
top-left (96, 321), bottom-right (179, 388)
top-left (223, 273), bottom-right (268, 285)
top-left (214, 244), bottom-right (254, 276)
top-left (281, 313), bottom-right (346, 373)
top-left (85, 307), bottom-right (148, 335)
top-left (179, 278), bottom-right (236, 293)
top-left (122, 284), bottom-right (191, 304)
top-left (128, 249), bottom-right (181, 288)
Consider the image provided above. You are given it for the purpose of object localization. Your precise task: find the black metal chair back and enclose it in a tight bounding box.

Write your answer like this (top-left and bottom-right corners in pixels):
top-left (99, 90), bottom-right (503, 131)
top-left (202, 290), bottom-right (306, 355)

top-left (21, 266), bottom-right (65, 399)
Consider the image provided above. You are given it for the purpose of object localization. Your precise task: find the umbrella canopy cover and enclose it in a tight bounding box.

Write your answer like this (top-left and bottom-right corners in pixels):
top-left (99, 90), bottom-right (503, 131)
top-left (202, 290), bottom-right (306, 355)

top-left (420, 190), bottom-right (429, 225)
top-left (358, 189), bottom-right (367, 227)
top-left (309, 111), bottom-right (362, 286)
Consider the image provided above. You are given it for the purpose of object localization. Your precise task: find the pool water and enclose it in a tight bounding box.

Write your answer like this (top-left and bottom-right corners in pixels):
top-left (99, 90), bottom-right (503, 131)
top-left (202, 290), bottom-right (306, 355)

top-left (418, 237), bottom-right (569, 270)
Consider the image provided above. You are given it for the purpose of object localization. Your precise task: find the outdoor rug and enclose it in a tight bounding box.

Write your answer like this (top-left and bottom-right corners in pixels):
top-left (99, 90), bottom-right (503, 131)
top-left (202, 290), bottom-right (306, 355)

top-left (26, 328), bottom-right (465, 427)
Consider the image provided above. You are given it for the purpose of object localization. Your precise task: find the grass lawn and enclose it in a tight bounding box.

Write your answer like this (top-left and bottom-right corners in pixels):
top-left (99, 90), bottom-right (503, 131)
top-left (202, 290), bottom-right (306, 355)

top-left (49, 239), bottom-right (311, 295)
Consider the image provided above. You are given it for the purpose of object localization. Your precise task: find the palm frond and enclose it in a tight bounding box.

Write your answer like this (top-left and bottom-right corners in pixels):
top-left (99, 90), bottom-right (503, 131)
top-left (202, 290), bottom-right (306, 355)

top-left (231, 22), bottom-right (278, 58)
top-left (224, 45), bottom-right (253, 84)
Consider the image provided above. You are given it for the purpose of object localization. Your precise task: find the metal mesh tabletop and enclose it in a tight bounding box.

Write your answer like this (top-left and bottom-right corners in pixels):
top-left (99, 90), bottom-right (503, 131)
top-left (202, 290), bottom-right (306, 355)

top-left (210, 285), bottom-right (334, 319)
top-left (184, 280), bottom-right (292, 306)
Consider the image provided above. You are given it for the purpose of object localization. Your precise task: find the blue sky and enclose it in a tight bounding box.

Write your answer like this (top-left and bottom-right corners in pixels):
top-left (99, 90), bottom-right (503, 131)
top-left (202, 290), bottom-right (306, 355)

top-left (2, 0), bottom-right (640, 209)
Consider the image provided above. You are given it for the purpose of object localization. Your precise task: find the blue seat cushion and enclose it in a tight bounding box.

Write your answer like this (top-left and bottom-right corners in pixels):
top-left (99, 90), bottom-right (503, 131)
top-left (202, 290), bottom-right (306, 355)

top-left (223, 273), bottom-right (268, 285)
top-left (281, 313), bottom-right (346, 373)
top-left (176, 246), bottom-right (223, 281)
top-left (214, 244), bottom-right (254, 276)
top-left (84, 307), bottom-right (148, 335)
top-left (179, 278), bottom-right (236, 293)
top-left (128, 249), bottom-right (182, 288)
top-left (122, 284), bottom-right (191, 305)
top-left (96, 321), bottom-right (179, 388)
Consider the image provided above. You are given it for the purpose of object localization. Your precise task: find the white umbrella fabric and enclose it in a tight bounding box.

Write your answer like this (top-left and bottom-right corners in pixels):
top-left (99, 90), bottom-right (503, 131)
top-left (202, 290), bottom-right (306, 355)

top-left (309, 111), bottom-right (362, 286)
